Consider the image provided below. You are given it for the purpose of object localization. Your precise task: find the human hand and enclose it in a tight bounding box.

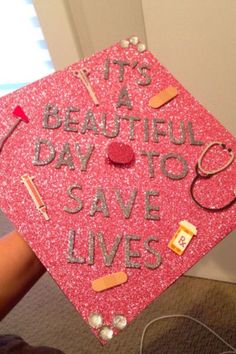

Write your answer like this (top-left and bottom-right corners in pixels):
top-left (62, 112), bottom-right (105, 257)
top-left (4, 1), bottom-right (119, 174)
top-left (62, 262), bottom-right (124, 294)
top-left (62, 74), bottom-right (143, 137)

top-left (0, 229), bottom-right (45, 319)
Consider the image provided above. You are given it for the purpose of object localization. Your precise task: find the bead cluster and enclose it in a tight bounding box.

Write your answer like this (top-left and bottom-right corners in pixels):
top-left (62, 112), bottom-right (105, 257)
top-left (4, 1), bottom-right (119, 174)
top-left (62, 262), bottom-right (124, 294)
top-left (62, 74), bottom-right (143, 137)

top-left (119, 36), bottom-right (146, 52)
top-left (88, 312), bottom-right (127, 341)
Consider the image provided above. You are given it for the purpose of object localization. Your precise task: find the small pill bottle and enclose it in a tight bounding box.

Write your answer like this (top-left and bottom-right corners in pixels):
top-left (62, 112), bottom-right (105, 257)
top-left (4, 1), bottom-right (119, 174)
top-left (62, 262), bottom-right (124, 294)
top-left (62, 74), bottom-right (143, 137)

top-left (168, 220), bottom-right (197, 255)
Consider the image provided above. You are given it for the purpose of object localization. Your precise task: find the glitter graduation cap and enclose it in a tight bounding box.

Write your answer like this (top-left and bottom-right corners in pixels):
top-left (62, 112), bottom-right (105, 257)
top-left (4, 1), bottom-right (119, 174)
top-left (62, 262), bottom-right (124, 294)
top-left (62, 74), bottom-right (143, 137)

top-left (0, 37), bottom-right (235, 343)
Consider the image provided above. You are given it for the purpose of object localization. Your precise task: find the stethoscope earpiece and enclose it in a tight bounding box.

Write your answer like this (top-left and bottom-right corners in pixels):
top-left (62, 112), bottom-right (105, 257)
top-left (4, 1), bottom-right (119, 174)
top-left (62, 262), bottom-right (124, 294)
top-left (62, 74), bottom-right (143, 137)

top-left (198, 141), bottom-right (235, 176)
top-left (190, 141), bottom-right (236, 212)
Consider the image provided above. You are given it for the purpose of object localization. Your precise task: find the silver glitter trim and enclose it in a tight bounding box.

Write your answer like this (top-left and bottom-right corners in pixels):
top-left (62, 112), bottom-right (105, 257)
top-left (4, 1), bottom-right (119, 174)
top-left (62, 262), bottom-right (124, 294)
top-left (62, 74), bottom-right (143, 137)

top-left (43, 104), bottom-right (62, 129)
top-left (168, 121), bottom-right (186, 145)
top-left (113, 60), bottom-right (130, 82)
top-left (116, 86), bottom-right (133, 110)
top-left (88, 231), bottom-right (95, 265)
top-left (160, 152), bottom-right (188, 180)
top-left (98, 232), bottom-right (122, 266)
top-left (112, 314), bottom-right (127, 330)
top-left (115, 189), bottom-right (138, 219)
top-left (55, 142), bottom-right (75, 170)
top-left (144, 236), bottom-right (162, 269)
top-left (141, 151), bottom-right (160, 178)
top-left (67, 229), bottom-right (85, 263)
top-left (75, 143), bottom-right (94, 171)
top-left (152, 118), bottom-right (166, 143)
top-left (89, 187), bottom-right (110, 217)
top-left (104, 57), bottom-right (110, 80)
top-left (122, 116), bottom-right (140, 140)
top-left (144, 118), bottom-right (149, 142)
top-left (145, 190), bottom-right (160, 220)
top-left (81, 109), bottom-right (99, 135)
top-left (64, 106), bottom-right (80, 132)
top-left (99, 326), bottom-right (113, 341)
top-left (137, 64), bottom-right (151, 86)
top-left (125, 235), bottom-right (141, 269)
top-left (32, 138), bottom-right (56, 166)
top-left (63, 184), bottom-right (83, 214)
top-left (101, 114), bottom-right (120, 138)
top-left (88, 313), bottom-right (103, 329)
top-left (188, 121), bottom-right (203, 146)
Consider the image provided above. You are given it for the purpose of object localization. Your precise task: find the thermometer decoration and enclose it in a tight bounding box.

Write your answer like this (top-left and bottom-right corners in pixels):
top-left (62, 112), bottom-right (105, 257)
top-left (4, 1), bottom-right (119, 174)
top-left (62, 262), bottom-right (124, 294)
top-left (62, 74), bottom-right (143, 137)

top-left (21, 174), bottom-right (50, 221)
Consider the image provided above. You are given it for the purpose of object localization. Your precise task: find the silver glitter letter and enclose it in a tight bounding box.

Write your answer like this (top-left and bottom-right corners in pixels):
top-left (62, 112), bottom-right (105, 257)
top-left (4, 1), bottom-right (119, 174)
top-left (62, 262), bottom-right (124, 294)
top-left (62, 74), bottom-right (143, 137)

top-left (43, 104), bottom-right (62, 129)
top-left (115, 189), bottom-right (138, 219)
top-left (152, 118), bottom-right (166, 143)
top-left (137, 64), bottom-right (151, 86)
top-left (90, 187), bottom-right (110, 217)
top-left (113, 60), bottom-right (130, 82)
top-left (122, 116), bottom-right (141, 140)
top-left (64, 106), bottom-right (80, 132)
top-left (64, 184), bottom-right (83, 214)
top-left (33, 138), bottom-right (56, 166)
top-left (55, 142), bottom-right (75, 170)
top-left (101, 114), bottom-right (120, 138)
top-left (81, 109), bottom-right (99, 135)
top-left (145, 190), bottom-right (160, 220)
top-left (168, 121), bottom-right (186, 145)
top-left (144, 118), bottom-right (149, 142)
top-left (160, 152), bottom-right (188, 180)
top-left (68, 229), bottom-right (85, 263)
top-left (75, 143), bottom-right (94, 171)
top-left (144, 236), bottom-right (162, 269)
top-left (116, 86), bottom-right (133, 110)
top-left (104, 57), bottom-right (110, 80)
top-left (125, 235), bottom-right (141, 269)
top-left (140, 151), bottom-right (160, 178)
top-left (188, 121), bottom-right (203, 146)
top-left (88, 231), bottom-right (95, 265)
top-left (98, 232), bottom-right (122, 266)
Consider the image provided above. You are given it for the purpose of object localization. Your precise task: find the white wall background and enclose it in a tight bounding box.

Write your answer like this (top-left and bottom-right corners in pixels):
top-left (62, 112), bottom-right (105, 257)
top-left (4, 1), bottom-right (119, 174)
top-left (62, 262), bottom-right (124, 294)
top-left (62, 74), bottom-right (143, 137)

top-left (34, 0), bottom-right (236, 283)
top-left (141, 0), bottom-right (236, 282)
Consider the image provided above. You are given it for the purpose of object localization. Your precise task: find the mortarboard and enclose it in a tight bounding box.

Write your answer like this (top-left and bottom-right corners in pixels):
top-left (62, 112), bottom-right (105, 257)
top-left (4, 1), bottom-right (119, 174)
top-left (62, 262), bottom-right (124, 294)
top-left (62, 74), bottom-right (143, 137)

top-left (0, 37), bottom-right (235, 343)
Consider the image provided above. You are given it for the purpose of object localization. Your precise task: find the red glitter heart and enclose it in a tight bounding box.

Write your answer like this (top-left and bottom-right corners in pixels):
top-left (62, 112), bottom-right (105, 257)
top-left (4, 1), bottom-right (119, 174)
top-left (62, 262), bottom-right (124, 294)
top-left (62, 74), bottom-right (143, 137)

top-left (107, 142), bottom-right (134, 164)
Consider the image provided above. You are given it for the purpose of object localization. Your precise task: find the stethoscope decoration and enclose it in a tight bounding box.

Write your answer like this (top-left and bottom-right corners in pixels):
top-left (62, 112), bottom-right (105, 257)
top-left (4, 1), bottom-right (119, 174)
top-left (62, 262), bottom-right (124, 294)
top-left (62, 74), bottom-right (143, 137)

top-left (190, 141), bottom-right (236, 212)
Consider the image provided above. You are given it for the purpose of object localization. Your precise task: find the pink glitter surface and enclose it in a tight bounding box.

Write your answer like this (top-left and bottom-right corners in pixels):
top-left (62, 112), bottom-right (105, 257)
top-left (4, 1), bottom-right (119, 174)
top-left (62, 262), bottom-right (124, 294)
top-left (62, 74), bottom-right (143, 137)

top-left (0, 42), bottom-right (235, 344)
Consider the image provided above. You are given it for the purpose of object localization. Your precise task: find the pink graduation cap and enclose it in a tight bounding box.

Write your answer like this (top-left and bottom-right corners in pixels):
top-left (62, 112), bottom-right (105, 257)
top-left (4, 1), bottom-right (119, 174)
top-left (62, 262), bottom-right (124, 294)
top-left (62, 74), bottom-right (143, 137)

top-left (0, 37), bottom-right (235, 344)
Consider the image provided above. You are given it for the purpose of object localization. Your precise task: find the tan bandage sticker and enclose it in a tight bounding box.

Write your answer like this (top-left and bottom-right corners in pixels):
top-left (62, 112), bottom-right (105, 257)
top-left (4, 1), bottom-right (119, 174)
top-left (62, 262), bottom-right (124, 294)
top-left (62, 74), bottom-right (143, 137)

top-left (149, 86), bottom-right (178, 109)
top-left (92, 271), bottom-right (128, 292)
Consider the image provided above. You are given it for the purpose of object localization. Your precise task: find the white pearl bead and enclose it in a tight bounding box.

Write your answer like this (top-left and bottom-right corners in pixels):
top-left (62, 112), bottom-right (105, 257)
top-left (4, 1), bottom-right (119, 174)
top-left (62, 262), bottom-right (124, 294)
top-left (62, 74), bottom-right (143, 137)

top-left (129, 36), bottom-right (139, 45)
top-left (99, 326), bottom-right (113, 341)
top-left (137, 42), bottom-right (146, 52)
top-left (88, 313), bottom-right (103, 329)
top-left (120, 39), bottom-right (129, 48)
top-left (112, 314), bottom-right (127, 330)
